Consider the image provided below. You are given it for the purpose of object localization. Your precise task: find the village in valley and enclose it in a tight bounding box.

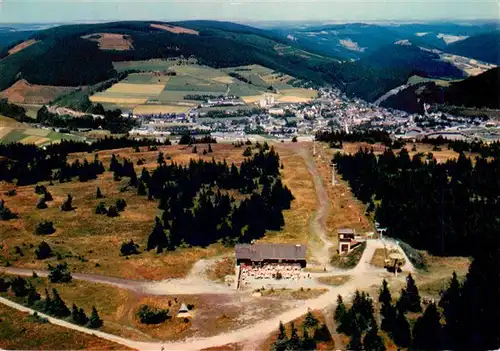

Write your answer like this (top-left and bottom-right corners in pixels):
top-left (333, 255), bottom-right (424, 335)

top-left (0, 11), bottom-right (499, 351)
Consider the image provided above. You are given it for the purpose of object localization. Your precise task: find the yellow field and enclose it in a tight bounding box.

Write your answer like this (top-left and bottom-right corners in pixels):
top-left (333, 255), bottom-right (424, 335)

top-left (0, 116), bottom-right (23, 127)
top-left (107, 83), bottom-right (165, 95)
top-left (279, 88), bottom-right (318, 99)
top-left (212, 76), bottom-right (234, 84)
top-left (276, 96), bottom-right (312, 103)
top-left (133, 104), bottom-right (191, 114)
top-left (89, 96), bottom-right (148, 104)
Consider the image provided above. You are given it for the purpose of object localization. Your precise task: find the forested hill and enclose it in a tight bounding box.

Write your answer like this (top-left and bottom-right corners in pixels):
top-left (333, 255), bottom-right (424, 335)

top-left (381, 67), bottom-right (500, 113)
top-left (447, 31), bottom-right (500, 65)
top-left (0, 20), bottom-right (332, 91)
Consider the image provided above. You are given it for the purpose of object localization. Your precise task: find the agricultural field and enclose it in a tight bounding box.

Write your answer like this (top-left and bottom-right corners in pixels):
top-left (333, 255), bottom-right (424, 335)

top-left (90, 62), bottom-right (318, 114)
top-left (0, 126), bottom-right (84, 145)
top-left (0, 79), bottom-right (78, 105)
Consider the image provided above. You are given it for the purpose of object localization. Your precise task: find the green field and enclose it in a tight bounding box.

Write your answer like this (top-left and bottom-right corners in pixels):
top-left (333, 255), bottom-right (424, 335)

top-left (89, 63), bottom-right (317, 114)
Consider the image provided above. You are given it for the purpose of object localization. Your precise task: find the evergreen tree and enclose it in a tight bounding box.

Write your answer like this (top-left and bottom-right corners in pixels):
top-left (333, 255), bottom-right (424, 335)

top-left (334, 294), bottom-right (346, 323)
top-left (106, 205), bottom-right (119, 217)
top-left (208, 143), bottom-right (213, 153)
top-left (120, 240), bottom-right (139, 256)
top-left (314, 323), bottom-right (332, 342)
top-left (397, 273), bottom-right (422, 313)
top-left (42, 191), bottom-right (53, 202)
top-left (11, 277), bottom-right (29, 297)
top-left (146, 217), bottom-right (167, 252)
top-left (87, 306), bottom-right (103, 328)
top-left (272, 321), bottom-right (289, 351)
top-left (42, 288), bottom-right (52, 313)
top-left (412, 302), bottom-right (443, 351)
top-left (380, 301), bottom-right (397, 333)
top-left (137, 181), bottom-right (147, 196)
top-left (60, 194), bottom-right (73, 212)
top-left (242, 147), bottom-right (252, 157)
top-left (72, 303), bottom-right (80, 323)
top-left (95, 202), bottom-right (107, 215)
top-left (287, 322), bottom-right (301, 350)
top-left (50, 288), bottom-right (70, 317)
top-left (36, 197), bottom-right (48, 209)
top-left (48, 263), bottom-right (72, 283)
top-left (363, 319), bottom-right (386, 351)
top-left (0, 199), bottom-right (18, 220)
top-left (301, 323), bottom-right (317, 350)
top-left (391, 306), bottom-right (411, 348)
top-left (35, 241), bottom-right (53, 259)
top-left (26, 285), bottom-right (40, 306)
top-left (78, 307), bottom-right (88, 325)
top-left (157, 152), bottom-right (165, 165)
top-left (348, 320), bottom-right (363, 351)
top-left (379, 279), bottom-right (392, 305)
top-left (96, 187), bottom-right (104, 199)
top-left (439, 271), bottom-right (462, 349)
top-left (304, 309), bottom-right (319, 329)
top-left (34, 221), bottom-right (55, 235)
top-left (192, 146), bottom-right (197, 154)
top-left (0, 278), bottom-right (10, 292)
top-left (116, 198), bottom-right (127, 212)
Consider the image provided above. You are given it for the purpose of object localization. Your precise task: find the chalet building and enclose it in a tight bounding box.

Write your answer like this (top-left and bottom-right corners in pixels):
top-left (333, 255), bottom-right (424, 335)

top-left (338, 228), bottom-right (360, 254)
top-left (235, 243), bottom-right (307, 267)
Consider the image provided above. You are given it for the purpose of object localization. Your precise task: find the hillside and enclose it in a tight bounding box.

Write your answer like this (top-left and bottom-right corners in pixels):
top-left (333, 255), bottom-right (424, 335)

top-left (447, 31), bottom-right (500, 65)
top-left (0, 21), bottom-right (332, 92)
top-left (381, 67), bottom-right (500, 112)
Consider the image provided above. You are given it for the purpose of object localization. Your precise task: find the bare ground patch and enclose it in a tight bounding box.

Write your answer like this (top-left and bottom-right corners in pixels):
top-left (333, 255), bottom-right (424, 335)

top-left (0, 79), bottom-right (77, 105)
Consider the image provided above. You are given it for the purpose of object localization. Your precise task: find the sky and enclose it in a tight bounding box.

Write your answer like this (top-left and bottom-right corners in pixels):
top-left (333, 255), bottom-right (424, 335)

top-left (0, 0), bottom-right (498, 23)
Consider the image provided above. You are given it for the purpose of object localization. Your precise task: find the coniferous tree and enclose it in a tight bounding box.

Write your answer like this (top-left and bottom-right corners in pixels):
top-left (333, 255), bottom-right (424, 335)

top-left (95, 202), bottom-right (107, 215)
top-left (116, 199), bottom-right (127, 212)
top-left (439, 272), bottom-right (462, 349)
top-left (78, 307), bottom-right (88, 325)
top-left (42, 288), bottom-right (52, 313)
top-left (146, 217), bottom-right (167, 252)
top-left (11, 277), bottom-right (29, 297)
top-left (287, 322), bottom-right (301, 350)
top-left (363, 319), bottom-right (386, 351)
top-left (304, 309), bottom-right (319, 329)
top-left (412, 302), bottom-right (443, 351)
top-left (60, 194), bottom-right (73, 212)
top-left (208, 143), bottom-right (213, 153)
top-left (36, 197), bottom-right (48, 209)
top-left (34, 221), bottom-right (55, 235)
top-left (87, 306), bottom-right (103, 328)
top-left (43, 191), bottom-right (53, 202)
top-left (48, 263), bottom-right (72, 283)
top-left (301, 323), bottom-right (317, 350)
top-left (0, 199), bottom-right (18, 220)
top-left (137, 181), bottom-right (147, 196)
top-left (348, 320), bottom-right (363, 351)
top-left (0, 278), bottom-right (10, 292)
top-left (272, 321), bottom-right (288, 351)
top-left (96, 187), bottom-right (104, 199)
top-left (72, 303), bottom-right (80, 323)
top-left (379, 279), bottom-right (392, 305)
top-left (314, 323), bottom-right (332, 342)
top-left (26, 285), bottom-right (41, 306)
top-left (120, 240), bottom-right (139, 256)
top-left (50, 288), bottom-right (70, 317)
top-left (35, 241), bottom-right (53, 259)
top-left (392, 306), bottom-right (411, 348)
top-left (192, 146), bottom-right (197, 154)
top-left (157, 152), bottom-right (165, 165)
top-left (380, 301), bottom-right (397, 334)
top-left (106, 205), bottom-right (119, 217)
top-left (397, 273), bottom-right (422, 313)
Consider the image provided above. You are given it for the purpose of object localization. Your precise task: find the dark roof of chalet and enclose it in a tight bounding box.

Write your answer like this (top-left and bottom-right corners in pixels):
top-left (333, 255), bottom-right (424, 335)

top-left (338, 228), bottom-right (355, 234)
top-left (235, 243), bottom-right (307, 261)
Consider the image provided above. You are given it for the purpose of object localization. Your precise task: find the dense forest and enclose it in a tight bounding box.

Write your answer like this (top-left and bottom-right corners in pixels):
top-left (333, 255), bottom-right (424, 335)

top-left (0, 137), bottom-right (169, 185)
top-left (315, 130), bottom-right (405, 149)
top-left (333, 147), bottom-right (500, 257)
top-left (111, 144), bottom-right (294, 249)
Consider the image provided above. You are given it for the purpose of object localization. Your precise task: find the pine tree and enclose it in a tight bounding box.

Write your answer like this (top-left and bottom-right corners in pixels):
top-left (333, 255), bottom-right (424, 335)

top-left (287, 322), bottom-right (301, 350)
top-left (242, 147), bottom-right (252, 157)
top-left (301, 323), bottom-right (317, 350)
top-left (72, 303), bottom-right (79, 323)
top-left (36, 197), bottom-right (48, 209)
top-left (96, 187), bottom-right (104, 199)
top-left (412, 302), bottom-right (443, 351)
top-left (50, 288), bottom-right (70, 317)
top-left (42, 288), bottom-right (52, 313)
top-left (379, 279), bottom-right (392, 305)
top-left (95, 202), bottom-right (107, 215)
top-left (397, 273), bottom-right (422, 313)
top-left (334, 294), bottom-right (346, 323)
top-left (116, 198), bottom-right (127, 212)
top-left (157, 152), bottom-right (165, 165)
top-left (11, 277), bottom-right (29, 297)
top-left (60, 194), bottom-right (73, 212)
top-left (35, 241), bottom-right (53, 259)
top-left (392, 306), bottom-right (411, 348)
top-left (48, 263), bottom-right (72, 283)
top-left (380, 301), bottom-right (397, 333)
top-left (192, 146), bottom-right (197, 154)
top-left (137, 181), bottom-right (147, 196)
top-left (87, 306), bottom-right (103, 328)
top-left (106, 205), bottom-right (119, 217)
top-left (363, 319), bottom-right (386, 351)
top-left (146, 217), bottom-right (167, 252)
top-left (0, 199), bottom-right (18, 220)
top-left (26, 285), bottom-right (40, 306)
top-left (43, 191), bottom-right (53, 202)
top-left (348, 320), bottom-right (363, 351)
top-left (304, 309), bottom-right (319, 329)
top-left (208, 143), bottom-right (213, 153)
top-left (439, 271), bottom-right (462, 349)
top-left (78, 308), bottom-right (88, 325)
